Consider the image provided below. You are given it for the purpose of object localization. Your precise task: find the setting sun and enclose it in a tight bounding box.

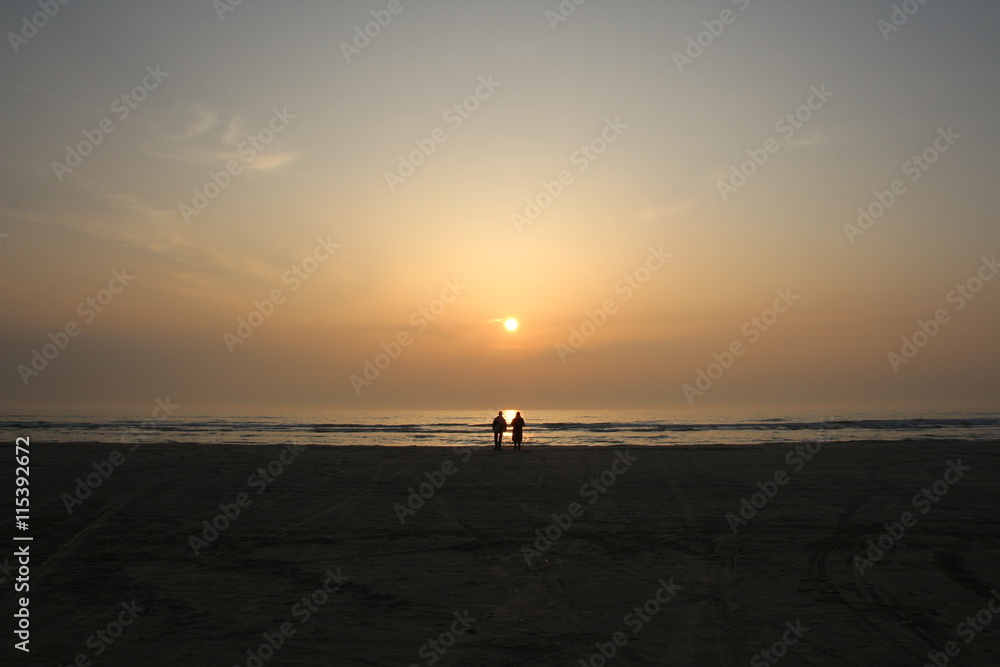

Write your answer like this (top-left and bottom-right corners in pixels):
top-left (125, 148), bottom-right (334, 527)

top-left (503, 318), bottom-right (519, 332)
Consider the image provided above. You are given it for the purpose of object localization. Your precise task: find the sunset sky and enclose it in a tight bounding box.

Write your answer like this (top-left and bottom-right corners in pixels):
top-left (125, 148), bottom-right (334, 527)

top-left (1, 0), bottom-right (998, 412)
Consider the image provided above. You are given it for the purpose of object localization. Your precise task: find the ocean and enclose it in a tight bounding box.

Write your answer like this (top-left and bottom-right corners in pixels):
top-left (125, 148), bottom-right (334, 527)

top-left (3, 409), bottom-right (999, 447)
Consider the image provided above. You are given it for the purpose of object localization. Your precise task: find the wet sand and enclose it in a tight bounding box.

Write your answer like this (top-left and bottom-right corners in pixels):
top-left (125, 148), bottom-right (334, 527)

top-left (7, 440), bottom-right (1000, 666)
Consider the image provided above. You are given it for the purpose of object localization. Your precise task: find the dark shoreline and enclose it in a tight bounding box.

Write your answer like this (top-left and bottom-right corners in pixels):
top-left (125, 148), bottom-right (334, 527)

top-left (23, 438), bottom-right (1000, 448)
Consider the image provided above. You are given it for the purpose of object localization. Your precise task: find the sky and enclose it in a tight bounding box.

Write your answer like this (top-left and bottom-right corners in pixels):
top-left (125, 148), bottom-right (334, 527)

top-left (1, 0), bottom-right (998, 413)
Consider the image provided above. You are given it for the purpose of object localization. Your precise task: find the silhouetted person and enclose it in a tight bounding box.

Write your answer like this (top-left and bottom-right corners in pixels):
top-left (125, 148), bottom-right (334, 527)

top-left (492, 411), bottom-right (507, 450)
top-left (511, 412), bottom-right (524, 449)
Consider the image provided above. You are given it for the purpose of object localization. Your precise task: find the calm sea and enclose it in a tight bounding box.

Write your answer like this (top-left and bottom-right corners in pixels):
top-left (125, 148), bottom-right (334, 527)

top-left (2, 409), bottom-right (999, 447)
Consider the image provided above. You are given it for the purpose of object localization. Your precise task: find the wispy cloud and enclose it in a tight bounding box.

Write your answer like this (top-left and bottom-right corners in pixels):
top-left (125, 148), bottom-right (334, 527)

top-left (141, 104), bottom-right (296, 172)
top-left (0, 190), bottom-right (282, 288)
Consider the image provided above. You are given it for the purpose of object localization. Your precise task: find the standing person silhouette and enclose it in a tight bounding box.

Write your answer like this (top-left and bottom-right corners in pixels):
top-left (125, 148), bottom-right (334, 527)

top-left (511, 412), bottom-right (525, 450)
top-left (492, 411), bottom-right (507, 450)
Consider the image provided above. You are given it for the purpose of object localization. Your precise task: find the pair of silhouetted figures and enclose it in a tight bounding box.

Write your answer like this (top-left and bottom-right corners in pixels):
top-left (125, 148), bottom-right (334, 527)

top-left (492, 411), bottom-right (524, 450)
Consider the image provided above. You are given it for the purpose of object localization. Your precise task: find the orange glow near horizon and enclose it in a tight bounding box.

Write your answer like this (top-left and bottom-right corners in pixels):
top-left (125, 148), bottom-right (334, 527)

top-left (2, 3), bottom-right (998, 413)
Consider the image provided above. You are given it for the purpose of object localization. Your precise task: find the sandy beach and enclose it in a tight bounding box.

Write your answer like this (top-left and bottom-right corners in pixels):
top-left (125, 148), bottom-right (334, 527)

top-left (7, 440), bottom-right (1000, 666)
